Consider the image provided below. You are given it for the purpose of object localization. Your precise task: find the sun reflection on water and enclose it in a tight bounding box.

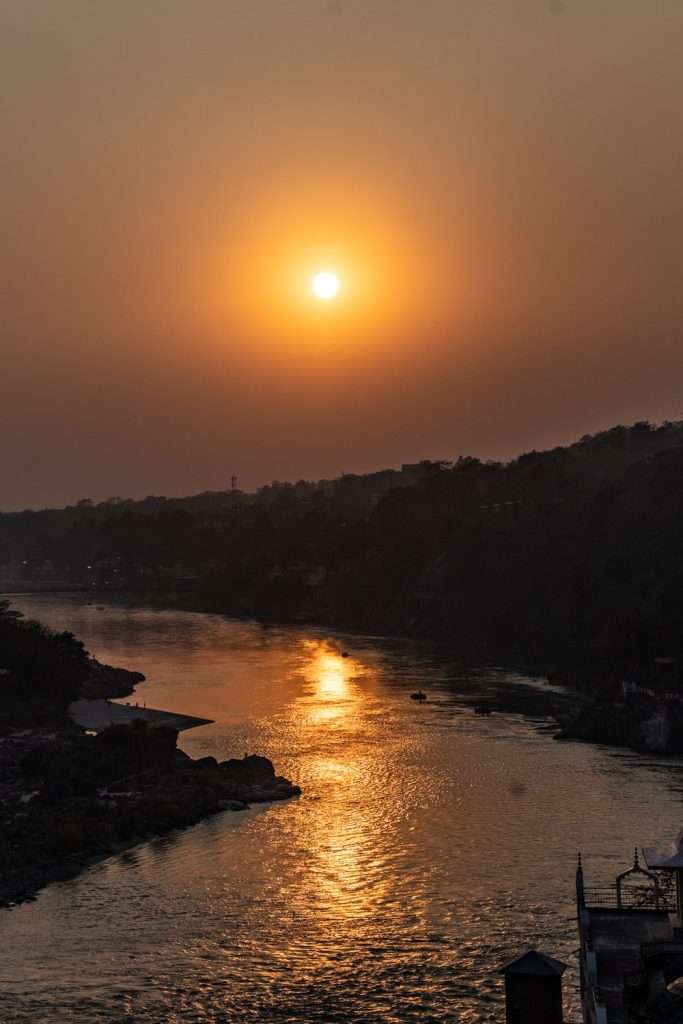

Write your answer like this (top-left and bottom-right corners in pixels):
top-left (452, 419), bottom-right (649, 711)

top-left (291, 641), bottom-right (397, 923)
top-left (299, 641), bottom-right (372, 727)
top-left (0, 606), bottom-right (600, 1022)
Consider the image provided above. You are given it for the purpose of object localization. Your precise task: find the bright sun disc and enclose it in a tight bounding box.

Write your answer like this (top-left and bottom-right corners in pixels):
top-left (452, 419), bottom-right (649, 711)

top-left (312, 270), bottom-right (340, 300)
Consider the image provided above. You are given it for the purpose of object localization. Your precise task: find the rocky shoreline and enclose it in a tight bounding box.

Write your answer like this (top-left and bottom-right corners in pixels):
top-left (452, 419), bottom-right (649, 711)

top-left (0, 659), bottom-right (300, 909)
top-left (556, 689), bottom-right (683, 756)
top-left (80, 657), bottom-right (146, 699)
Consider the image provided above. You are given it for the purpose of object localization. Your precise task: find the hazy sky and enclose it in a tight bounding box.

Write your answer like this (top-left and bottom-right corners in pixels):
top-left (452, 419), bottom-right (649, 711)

top-left (2, 0), bottom-right (682, 510)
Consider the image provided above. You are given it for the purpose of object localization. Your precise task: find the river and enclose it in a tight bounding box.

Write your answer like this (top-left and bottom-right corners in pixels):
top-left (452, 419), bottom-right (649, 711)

top-left (1, 594), bottom-right (682, 1023)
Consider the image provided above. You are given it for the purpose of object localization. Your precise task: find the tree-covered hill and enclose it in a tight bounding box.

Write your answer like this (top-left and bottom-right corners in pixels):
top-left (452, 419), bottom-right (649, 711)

top-left (0, 600), bottom-right (89, 730)
top-left (2, 420), bottom-right (683, 678)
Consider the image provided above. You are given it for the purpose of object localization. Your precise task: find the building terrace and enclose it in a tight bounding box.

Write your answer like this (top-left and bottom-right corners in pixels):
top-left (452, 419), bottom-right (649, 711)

top-left (578, 841), bottom-right (683, 1023)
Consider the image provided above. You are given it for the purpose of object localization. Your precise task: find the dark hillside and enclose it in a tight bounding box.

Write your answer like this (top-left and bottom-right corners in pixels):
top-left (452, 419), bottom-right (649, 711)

top-left (2, 421), bottom-right (682, 683)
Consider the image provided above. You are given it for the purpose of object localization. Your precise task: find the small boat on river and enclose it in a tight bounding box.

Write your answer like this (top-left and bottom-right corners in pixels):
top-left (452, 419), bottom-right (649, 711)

top-left (410, 690), bottom-right (427, 702)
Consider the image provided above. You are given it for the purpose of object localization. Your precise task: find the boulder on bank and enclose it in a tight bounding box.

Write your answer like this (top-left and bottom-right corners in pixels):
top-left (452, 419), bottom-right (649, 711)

top-left (215, 754), bottom-right (301, 802)
top-left (81, 659), bottom-right (145, 700)
top-left (1, 728), bottom-right (301, 908)
top-left (192, 756), bottom-right (219, 770)
top-left (558, 694), bottom-right (683, 755)
top-left (219, 754), bottom-right (276, 785)
top-left (639, 710), bottom-right (670, 754)
top-left (21, 723), bottom-right (179, 793)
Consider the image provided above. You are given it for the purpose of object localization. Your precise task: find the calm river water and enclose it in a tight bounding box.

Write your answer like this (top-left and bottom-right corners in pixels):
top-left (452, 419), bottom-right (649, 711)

top-left (1, 595), bottom-right (682, 1024)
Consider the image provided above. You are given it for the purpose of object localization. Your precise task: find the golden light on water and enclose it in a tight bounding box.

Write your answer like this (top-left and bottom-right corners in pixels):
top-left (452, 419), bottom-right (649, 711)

top-left (301, 642), bottom-right (359, 726)
top-left (314, 653), bottom-right (347, 698)
top-left (296, 640), bottom-right (392, 922)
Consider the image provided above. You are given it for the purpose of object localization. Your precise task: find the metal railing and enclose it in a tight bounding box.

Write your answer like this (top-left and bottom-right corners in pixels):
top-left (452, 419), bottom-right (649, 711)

top-left (583, 883), bottom-right (678, 912)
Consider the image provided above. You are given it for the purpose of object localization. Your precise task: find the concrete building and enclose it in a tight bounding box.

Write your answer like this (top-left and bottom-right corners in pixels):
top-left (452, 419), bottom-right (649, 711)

top-left (577, 841), bottom-right (683, 1022)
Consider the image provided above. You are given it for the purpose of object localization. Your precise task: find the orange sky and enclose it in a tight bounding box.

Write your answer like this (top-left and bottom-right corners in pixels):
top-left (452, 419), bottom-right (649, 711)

top-left (2, 0), bottom-right (683, 509)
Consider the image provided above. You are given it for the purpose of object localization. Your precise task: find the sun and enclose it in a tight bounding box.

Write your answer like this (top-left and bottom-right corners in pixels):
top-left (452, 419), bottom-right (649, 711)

top-left (311, 270), bottom-right (340, 301)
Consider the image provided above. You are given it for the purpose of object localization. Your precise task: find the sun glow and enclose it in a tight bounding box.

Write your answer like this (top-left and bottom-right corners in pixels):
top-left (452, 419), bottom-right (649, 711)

top-left (311, 270), bottom-right (340, 300)
top-left (209, 182), bottom-right (448, 366)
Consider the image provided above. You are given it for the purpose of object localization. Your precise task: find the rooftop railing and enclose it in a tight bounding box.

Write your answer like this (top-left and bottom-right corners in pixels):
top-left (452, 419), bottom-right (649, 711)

top-left (583, 883), bottom-right (678, 912)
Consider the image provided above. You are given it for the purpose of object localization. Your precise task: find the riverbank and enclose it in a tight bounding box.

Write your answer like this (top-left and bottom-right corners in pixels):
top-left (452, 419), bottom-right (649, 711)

top-left (28, 591), bottom-right (636, 737)
top-left (0, 646), bottom-right (300, 909)
top-left (3, 595), bottom-right (678, 1024)
top-left (12, 589), bottom-right (675, 761)
top-left (0, 739), bottom-right (301, 908)
top-left (556, 689), bottom-right (683, 755)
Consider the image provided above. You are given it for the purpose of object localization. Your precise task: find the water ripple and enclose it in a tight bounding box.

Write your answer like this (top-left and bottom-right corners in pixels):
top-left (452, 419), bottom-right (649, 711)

top-left (1, 598), bottom-right (681, 1022)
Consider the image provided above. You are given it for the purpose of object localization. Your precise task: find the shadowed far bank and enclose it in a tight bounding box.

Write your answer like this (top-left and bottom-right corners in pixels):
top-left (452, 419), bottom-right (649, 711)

top-left (3, 419), bottom-right (683, 756)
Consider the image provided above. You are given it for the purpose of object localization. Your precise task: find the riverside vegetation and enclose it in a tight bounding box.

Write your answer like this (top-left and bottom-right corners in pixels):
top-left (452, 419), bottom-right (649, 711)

top-left (2, 418), bottom-right (683, 752)
top-left (0, 601), bottom-right (300, 907)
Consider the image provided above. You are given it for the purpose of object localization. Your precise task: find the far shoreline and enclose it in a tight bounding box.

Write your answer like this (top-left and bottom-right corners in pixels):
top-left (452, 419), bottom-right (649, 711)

top-left (15, 589), bottom-right (677, 759)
